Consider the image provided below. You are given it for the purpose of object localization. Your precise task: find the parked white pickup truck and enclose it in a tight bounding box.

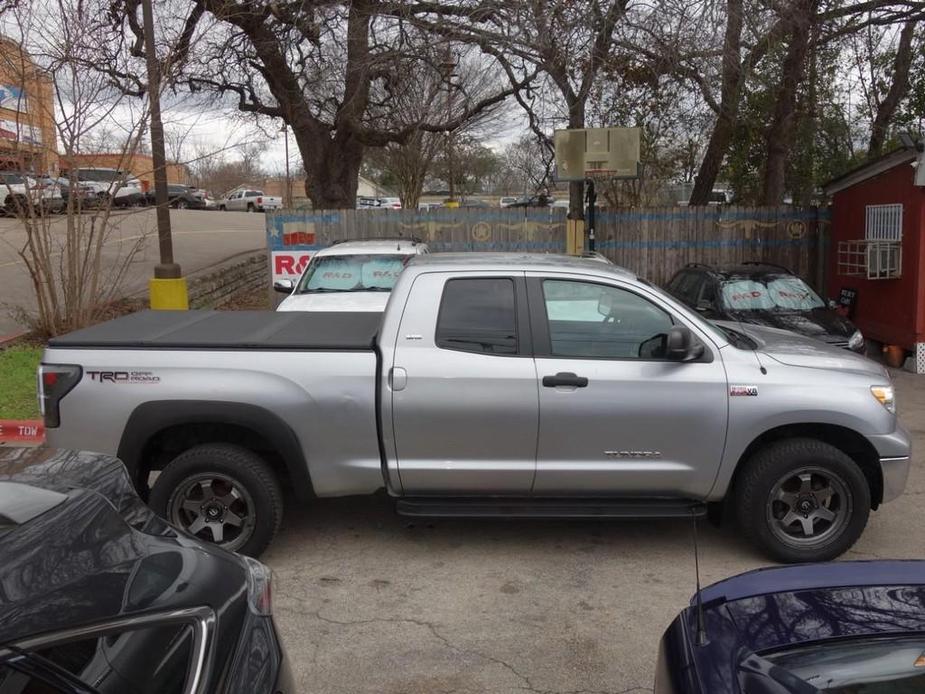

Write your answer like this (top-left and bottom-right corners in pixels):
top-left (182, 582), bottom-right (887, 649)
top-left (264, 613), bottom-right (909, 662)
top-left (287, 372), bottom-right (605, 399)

top-left (219, 189), bottom-right (282, 212)
top-left (40, 254), bottom-right (910, 561)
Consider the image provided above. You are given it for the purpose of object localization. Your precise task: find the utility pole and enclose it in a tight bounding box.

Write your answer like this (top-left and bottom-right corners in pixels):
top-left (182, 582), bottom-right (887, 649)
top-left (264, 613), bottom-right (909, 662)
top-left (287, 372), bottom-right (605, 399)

top-left (442, 43), bottom-right (459, 208)
top-left (282, 124), bottom-right (291, 208)
top-left (142, 0), bottom-right (188, 309)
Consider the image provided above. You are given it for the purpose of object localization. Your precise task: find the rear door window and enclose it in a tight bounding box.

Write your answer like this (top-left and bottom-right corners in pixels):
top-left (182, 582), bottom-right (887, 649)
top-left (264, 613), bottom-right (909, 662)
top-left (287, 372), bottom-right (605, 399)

top-left (436, 278), bottom-right (518, 355)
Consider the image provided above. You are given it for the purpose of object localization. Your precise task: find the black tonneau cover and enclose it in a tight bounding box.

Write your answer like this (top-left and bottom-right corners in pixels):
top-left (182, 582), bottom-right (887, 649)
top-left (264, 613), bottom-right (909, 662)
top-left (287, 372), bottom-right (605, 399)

top-left (47, 310), bottom-right (381, 350)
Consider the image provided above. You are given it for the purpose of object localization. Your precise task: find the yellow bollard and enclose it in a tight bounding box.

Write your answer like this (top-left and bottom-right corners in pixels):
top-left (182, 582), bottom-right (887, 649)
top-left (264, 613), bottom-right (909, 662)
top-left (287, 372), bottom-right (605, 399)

top-left (149, 277), bottom-right (190, 310)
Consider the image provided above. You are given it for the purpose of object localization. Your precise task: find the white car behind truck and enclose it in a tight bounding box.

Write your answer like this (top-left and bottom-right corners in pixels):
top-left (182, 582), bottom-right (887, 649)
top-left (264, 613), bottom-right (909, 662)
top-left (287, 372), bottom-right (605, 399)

top-left (274, 238), bottom-right (429, 312)
top-left (40, 254), bottom-right (910, 561)
top-left (219, 189), bottom-right (282, 212)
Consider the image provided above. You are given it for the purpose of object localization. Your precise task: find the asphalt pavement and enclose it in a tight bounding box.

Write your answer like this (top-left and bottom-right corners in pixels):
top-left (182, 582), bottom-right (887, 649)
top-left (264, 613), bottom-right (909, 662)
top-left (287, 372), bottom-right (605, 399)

top-left (263, 369), bottom-right (925, 694)
top-left (0, 208), bottom-right (266, 337)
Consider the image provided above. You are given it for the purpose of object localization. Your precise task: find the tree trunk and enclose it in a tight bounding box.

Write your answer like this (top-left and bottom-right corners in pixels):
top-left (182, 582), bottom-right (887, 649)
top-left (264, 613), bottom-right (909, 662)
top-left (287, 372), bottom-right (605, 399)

top-left (296, 127), bottom-right (365, 209)
top-left (761, 0), bottom-right (815, 206)
top-left (690, 0), bottom-right (743, 205)
top-left (566, 97), bottom-right (586, 220)
top-left (868, 19), bottom-right (918, 159)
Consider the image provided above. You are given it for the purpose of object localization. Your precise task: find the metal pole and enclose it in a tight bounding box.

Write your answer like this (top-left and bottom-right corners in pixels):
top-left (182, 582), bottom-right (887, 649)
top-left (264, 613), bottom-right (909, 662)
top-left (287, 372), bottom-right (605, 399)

top-left (585, 178), bottom-right (597, 252)
top-left (142, 0), bottom-right (180, 280)
top-left (283, 125), bottom-right (291, 208)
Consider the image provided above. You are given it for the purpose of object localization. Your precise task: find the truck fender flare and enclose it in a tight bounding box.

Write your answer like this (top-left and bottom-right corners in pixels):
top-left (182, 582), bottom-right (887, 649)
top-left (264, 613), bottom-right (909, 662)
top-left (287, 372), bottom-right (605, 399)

top-left (116, 400), bottom-right (313, 502)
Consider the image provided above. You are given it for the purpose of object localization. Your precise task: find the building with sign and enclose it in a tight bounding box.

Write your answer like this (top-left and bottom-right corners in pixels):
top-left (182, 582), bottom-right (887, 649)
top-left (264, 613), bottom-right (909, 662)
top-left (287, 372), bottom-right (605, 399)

top-left (823, 143), bottom-right (925, 373)
top-left (0, 35), bottom-right (57, 173)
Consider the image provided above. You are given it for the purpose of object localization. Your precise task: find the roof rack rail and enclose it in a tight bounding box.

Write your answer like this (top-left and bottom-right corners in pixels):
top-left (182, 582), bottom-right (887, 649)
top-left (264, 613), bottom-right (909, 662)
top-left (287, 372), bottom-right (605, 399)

top-left (331, 236), bottom-right (422, 245)
top-left (741, 260), bottom-right (792, 272)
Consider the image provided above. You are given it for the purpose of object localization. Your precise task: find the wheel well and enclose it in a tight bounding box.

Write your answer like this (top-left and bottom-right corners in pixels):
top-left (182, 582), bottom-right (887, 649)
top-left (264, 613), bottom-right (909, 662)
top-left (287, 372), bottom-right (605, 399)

top-left (137, 422), bottom-right (292, 497)
top-left (729, 423), bottom-right (883, 510)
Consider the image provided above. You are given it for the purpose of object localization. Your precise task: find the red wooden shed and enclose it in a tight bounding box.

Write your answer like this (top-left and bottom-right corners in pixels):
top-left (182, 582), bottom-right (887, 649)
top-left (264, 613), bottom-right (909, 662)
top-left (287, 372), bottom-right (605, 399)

top-left (824, 145), bottom-right (925, 373)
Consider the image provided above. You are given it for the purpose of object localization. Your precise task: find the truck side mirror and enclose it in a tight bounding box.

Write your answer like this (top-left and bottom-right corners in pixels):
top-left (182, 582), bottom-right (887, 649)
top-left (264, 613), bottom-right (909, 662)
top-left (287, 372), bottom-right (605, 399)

top-left (273, 279), bottom-right (294, 294)
top-left (666, 325), bottom-right (704, 362)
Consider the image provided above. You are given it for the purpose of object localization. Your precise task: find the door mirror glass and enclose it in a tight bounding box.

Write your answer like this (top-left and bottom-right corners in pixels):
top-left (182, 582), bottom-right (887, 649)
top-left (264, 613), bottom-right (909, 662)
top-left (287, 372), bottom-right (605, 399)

top-left (665, 325), bottom-right (704, 361)
top-left (273, 279), bottom-right (294, 293)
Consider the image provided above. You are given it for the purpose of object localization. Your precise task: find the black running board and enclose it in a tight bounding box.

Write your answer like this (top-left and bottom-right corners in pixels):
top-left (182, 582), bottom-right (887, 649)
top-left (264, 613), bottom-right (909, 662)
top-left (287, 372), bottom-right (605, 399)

top-left (396, 497), bottom-right (706, 519)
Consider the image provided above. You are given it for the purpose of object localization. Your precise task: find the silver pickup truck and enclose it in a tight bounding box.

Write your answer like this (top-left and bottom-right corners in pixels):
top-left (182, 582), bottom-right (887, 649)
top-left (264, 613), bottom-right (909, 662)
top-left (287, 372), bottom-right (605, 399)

top-left (40, 254), bottom-right (911, 562)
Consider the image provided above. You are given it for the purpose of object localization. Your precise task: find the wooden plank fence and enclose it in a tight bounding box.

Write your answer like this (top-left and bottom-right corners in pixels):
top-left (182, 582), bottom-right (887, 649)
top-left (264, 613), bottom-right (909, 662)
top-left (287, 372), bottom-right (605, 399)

top-left (266, 205), bottom-right (829, 289)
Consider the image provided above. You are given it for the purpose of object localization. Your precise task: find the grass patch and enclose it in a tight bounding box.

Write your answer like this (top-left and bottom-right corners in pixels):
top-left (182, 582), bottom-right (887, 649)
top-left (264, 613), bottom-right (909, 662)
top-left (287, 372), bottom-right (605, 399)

top-left (0, 346), bottom-right (42, 420)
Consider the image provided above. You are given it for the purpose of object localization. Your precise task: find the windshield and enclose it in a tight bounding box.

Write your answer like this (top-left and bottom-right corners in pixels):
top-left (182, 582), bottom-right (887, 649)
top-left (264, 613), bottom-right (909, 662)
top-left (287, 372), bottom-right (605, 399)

top-left (295, 253), bottom-right (410, 293)
top-left (721, 276), bottom-right (825, 311)
top-left (763, 634), bottom-right (925, 693)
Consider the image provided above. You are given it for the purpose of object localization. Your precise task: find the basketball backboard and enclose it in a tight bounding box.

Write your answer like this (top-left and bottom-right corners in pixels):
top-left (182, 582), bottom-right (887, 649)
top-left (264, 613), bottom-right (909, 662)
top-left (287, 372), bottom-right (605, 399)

top-left (553, 127), bottom-right (641, 182)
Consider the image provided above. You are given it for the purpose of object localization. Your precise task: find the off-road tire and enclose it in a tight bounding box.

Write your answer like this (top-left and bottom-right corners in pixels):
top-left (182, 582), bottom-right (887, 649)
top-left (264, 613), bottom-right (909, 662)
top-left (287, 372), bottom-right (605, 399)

top-left (735, 437), bottom-right (870, 563)
top-left (149, 443), bottom-right (284, 557)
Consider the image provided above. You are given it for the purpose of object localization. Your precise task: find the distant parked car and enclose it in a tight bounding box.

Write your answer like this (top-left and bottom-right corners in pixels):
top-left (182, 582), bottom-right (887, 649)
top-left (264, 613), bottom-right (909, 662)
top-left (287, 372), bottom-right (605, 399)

top-left (417, 201), bottom-right (443, 210)
top-left (146, 183), bottom-right (206, 209)
top-left (0, 446), bottom-right (294, 694)
top-left (357, 196), bottom-right (380, 209)
top-left (656, 560), bottom-right (925, 693)
top-left (219, 189), bottom-right (282, 212)
top-left (0, 172), bottom-right (65, 214)
top-left (665, 262), bottom-right (865, 352)
top-left (275, 238), bottom-right (428, 312)
top-left (506, 194), bottom-right (553, 207)
top-left (60, 167), bottom-right (145, 207)
top-left (499, 196), bottom-right (518, 207)
top-left (377, 196), bottom-right (402, 209)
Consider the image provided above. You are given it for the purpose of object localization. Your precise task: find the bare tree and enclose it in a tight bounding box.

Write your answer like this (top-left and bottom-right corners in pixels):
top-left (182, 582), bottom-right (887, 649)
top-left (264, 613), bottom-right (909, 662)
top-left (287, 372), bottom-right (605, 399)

top-left (0, 0), bottom-right (199, 335)
top-left (866, 19), bottom-right (921, 157)
top-left (99, 1), bottom-right (533, 210)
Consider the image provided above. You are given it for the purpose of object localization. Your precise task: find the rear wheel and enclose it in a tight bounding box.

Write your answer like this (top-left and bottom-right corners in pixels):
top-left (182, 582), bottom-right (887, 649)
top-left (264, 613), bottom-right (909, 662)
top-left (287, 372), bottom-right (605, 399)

top-left (735, 438), bottom-right (870, 563)
top-left (149, 443), bottom-right (284, 557)
top-left (219, 204), bottom-right (226, 211)
top-left (246, 203), bottom-right (255, 212)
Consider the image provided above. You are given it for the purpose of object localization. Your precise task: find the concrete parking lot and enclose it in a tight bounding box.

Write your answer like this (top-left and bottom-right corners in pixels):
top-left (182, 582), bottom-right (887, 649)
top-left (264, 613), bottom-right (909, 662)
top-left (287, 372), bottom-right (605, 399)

top-left (0, 209), bottom-right (266, 337)
top-left (264, 369), bottom-right (925, 694)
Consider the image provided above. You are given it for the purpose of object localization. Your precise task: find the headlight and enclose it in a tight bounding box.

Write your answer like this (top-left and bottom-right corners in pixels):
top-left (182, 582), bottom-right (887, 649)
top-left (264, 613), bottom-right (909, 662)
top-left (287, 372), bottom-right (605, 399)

top-left (848, 329), bottom-right (864, 351)
top-left (871, 385), bottom-right (896, 414)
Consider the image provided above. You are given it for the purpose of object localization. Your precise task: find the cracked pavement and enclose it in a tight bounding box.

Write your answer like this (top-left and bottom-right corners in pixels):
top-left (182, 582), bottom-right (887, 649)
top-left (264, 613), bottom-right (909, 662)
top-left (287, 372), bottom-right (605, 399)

top-left (262, 369), bottom-right (925, 693)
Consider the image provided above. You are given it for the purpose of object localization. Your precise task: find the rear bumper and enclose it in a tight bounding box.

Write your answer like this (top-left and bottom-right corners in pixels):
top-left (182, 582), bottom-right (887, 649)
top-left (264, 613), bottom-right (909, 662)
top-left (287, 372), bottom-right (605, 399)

top-left (868, 424), bottom-right (912, 503)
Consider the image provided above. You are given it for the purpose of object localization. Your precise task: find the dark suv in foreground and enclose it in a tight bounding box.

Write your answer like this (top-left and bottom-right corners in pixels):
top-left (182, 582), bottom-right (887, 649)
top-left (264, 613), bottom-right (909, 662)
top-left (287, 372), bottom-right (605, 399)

top-left (665, 262), bottom-right (864, 352)
top-left (0, 447), bottom-right (293, 694)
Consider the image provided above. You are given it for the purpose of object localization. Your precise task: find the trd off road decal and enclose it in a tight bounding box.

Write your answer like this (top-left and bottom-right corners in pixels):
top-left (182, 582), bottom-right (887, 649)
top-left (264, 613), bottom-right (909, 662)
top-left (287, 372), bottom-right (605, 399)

top-left (86, 371), bottom-right (161, 384)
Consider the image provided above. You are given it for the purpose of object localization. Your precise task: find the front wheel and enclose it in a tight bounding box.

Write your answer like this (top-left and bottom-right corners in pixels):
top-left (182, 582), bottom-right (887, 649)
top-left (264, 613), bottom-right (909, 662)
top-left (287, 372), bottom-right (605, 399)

top-left (149, 443), bottom-right (284, 557)
top-left (734, 438), bottom-right (870, 563)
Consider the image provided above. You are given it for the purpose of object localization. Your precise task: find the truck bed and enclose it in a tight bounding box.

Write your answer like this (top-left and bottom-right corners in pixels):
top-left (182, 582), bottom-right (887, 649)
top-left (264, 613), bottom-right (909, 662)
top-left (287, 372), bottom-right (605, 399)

top-left (48, 310), bottom-right (381, 351)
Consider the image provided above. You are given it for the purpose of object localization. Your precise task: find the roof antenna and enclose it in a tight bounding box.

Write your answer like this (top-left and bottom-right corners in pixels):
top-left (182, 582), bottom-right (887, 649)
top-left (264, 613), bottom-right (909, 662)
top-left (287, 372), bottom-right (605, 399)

top-left (691, 507), bottom-right (709, 647)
